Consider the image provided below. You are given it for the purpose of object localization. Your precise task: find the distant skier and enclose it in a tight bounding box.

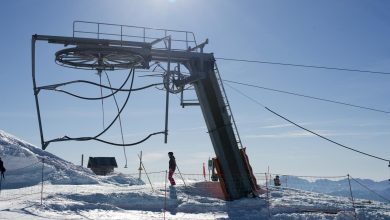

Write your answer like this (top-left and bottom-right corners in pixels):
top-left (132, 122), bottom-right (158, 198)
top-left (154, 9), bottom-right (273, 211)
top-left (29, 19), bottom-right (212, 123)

top-left (273, 175), bottom-right (281, 187)
top-left (168, 152), bottom-right (176, 186)
top-left (0, 157), bottom-right (5, 179)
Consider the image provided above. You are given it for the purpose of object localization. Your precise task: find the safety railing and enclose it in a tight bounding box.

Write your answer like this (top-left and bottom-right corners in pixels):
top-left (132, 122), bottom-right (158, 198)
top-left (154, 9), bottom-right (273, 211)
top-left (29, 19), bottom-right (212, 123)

top-left (73, 20), bottom-right (198, 51)
top-left (214, 62), bottom-right (243, 149)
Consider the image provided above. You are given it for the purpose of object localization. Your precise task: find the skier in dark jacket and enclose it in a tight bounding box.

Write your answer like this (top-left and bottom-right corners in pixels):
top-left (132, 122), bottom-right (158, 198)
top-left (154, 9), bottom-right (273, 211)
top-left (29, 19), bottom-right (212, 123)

top-left (274, 175), bottom-right (281, 187)
top-left (168, 152), bottom-right (176, 185)
top-left (0, 157), bottom-right (5, 179)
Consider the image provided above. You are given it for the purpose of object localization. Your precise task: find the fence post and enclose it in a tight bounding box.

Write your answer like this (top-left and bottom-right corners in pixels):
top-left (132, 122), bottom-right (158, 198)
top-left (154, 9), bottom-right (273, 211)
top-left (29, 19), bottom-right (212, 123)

top-left (41, 158), bottom-right (44, 206)
top-left (347, 174), bottom-right (357, 219)
top-left (202, 162), bottom-right (206, 181)
top-left (164, 170), bottom-right (167, 220)
top-left (265, 173), bottom-right (271, 217)
top-left (138, 151), bottom-right (142, 180)
top-left (285, 175), bottom-right (288, 188)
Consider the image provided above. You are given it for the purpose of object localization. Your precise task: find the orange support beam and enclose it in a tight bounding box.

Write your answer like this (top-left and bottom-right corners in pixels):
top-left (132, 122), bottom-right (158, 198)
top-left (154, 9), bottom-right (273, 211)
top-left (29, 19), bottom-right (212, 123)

top-left (212, 158), bottom-right (230, 200)
top-left (240, 148), bottom-right (262, 195)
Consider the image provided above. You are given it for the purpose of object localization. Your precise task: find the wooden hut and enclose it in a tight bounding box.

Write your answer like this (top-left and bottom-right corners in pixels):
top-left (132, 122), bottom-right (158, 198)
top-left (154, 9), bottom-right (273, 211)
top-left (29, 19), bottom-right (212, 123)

top-left (87, 157), bottom-right (118, 175)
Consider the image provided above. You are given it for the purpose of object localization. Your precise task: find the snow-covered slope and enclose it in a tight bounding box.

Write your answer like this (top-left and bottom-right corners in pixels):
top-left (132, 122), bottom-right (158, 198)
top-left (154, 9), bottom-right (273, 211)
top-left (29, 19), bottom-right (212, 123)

top-left (0, 130), bottom-right (142, 189)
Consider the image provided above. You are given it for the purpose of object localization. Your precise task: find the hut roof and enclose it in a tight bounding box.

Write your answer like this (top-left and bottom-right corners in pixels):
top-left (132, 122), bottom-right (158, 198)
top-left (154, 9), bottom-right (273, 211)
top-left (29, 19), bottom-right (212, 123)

top-left (87, 157), bottom-right (118, 168)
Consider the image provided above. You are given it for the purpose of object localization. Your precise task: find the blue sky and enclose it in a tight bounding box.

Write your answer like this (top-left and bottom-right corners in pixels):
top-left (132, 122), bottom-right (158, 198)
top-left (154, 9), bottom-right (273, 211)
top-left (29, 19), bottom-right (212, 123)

top-left (0, 0), bottom-right (389, 180)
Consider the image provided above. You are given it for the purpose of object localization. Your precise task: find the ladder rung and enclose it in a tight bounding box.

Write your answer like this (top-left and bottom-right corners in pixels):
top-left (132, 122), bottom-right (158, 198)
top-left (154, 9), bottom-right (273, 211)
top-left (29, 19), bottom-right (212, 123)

top-left (182, 102), bottom-right (200, 106)
top-left (214, 63), bottom-right (243, 147)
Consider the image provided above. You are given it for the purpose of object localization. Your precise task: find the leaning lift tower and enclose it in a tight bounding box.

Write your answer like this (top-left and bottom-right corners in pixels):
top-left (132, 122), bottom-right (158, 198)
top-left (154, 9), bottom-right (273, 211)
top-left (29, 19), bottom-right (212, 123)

top-left (31, 21), bottom-right (260, 200)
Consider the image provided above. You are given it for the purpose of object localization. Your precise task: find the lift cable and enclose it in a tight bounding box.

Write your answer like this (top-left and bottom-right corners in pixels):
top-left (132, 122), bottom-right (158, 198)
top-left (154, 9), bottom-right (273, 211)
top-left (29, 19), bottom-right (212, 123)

top-left (77, 68), bottom-right (133, 140)
top-left (104, 70), bottom-right (128, 168)
top-left (38, 72), bottom-right (164, 100)
top-left (225, 83), bottom-right (390, 163)
top-left (43, 68), bottom-right (165, 147)
top-left (350, 175), bottom-right (390, 203)
top-left (388, 162), bottom-right (390, 182)
top-left (99, 73), bottom-right (105, 129)
top-left (223, 80), bottom-right (390, 114)
top-left (44, 68), bottom-right (136, 145)
top-left (216, 57), bottom-right (390, 75)
top-left (52, 83), bottom-right (162, 100)
top-left (91, 131), bottom-right (165, 147)
top-left (53, 68), bottom-right (133, 100)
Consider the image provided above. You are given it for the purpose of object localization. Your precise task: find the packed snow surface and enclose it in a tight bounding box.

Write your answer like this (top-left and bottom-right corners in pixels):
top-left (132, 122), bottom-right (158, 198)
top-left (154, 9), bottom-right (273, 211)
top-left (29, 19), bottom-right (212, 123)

top-left (0, 130), bottom-right (389, 219)
top-left (1, 183), bottom-right (390, 219)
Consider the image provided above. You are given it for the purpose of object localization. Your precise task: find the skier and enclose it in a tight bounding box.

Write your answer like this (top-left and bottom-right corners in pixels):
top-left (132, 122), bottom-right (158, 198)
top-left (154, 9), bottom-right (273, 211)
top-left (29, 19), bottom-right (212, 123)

top-left (0, 157), bottom-right (5, 179)
top-left (168, 152), bottom-right (176, 186)
top-left (273, 175), bottom-right (281, 187)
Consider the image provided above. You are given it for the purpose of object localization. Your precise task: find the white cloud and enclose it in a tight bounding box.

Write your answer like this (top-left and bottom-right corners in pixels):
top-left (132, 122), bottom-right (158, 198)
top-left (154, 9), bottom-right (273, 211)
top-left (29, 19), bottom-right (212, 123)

top-left (169, 126), bottom-right (207, 134)
top-left (260, 123), bottom-right (294, 129)
top-left (245, 131), bottom-right (314, 139)
top-left (259, 122), bottom-right (312, 129)
top-left (143, 152), bottom-right (166, 162)
top-left (244, 130), bottom-right (390, 139)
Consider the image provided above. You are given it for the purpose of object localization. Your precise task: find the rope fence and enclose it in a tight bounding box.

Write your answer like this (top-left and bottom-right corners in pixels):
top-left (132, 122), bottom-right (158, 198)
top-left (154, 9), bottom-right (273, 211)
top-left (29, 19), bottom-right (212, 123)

top-left (0, 159), bottom-right (388, 219)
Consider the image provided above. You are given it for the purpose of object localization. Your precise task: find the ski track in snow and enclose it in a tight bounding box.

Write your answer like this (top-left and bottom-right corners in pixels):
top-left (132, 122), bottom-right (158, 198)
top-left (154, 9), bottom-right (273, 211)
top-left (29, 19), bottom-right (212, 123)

top-left (1, 130), bottom-right (390, 219)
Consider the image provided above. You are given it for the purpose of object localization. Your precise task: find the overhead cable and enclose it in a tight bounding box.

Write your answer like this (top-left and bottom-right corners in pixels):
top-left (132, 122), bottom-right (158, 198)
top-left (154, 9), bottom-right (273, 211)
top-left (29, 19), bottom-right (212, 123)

top-left (44, 68), bottom-right (164, 147)
top-left (99, 73), bottom-right (105, 129)
top-left (54, 83), bottom-right (162, 100)
top-left (55, 68), bottom-right (133, 100)
top-left (225, 83), bottom-right (390, 163)
top-left (88, 131), bottom-right (165, 147)
top-left (350, 176), bottom-right (390, 203)
top-left (223, 79), bottom-right (390, 114)
top-left (87, 69), bottom-right (135, 140)
top-left (216, 57), bottom-right (390, 75)
top-left (38, 70), bottom-right (164, 99)
top-left (104, 70), bottom-right (128, 168)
